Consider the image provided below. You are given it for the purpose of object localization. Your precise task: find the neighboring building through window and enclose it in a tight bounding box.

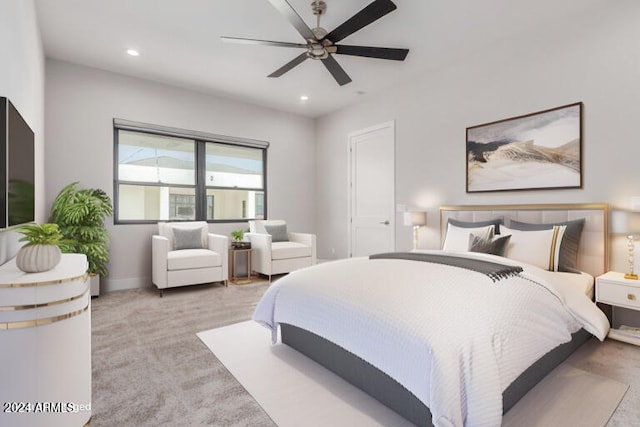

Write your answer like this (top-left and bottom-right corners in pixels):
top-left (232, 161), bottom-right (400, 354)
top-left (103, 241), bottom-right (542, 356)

top-left (114, 119), bottom-right (267, 223)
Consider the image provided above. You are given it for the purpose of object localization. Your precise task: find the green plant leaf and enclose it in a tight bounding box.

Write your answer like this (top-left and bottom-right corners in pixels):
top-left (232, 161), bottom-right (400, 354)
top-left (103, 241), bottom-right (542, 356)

top-left (231, 229), bottom-right (245, 241)
top-left (49, 182), bottom-right (113, 276)
top-left (16, 223), bottom-right (66, 246)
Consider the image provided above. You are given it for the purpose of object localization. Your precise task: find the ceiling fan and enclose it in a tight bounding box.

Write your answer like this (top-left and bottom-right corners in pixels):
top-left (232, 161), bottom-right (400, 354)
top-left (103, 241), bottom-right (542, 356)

top-left (221, 0), bottom-right (409, 86)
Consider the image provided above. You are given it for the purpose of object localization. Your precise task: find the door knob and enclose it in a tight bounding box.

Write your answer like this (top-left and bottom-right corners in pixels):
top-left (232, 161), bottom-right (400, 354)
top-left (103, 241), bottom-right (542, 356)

top-left (380, 220), bottom-right (390, 225)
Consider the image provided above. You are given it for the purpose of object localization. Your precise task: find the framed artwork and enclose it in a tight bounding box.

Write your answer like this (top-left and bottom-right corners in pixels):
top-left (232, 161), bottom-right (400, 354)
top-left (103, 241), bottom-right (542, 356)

top-left (466, 102), bottom-right (582, 193)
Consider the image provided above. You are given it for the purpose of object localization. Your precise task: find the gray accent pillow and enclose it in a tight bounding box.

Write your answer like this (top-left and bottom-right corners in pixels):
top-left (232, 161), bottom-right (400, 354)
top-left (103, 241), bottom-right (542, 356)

top-left (264, 223), bottom-right (289, 242)
top-left (173, 227), bottom-right (204, 250)
top-left (509, 218), bottom-right (585, 273)
top-left (468, 233), bottom-right (511, 257)
top-left (448, 217), bottom-right (504, 234)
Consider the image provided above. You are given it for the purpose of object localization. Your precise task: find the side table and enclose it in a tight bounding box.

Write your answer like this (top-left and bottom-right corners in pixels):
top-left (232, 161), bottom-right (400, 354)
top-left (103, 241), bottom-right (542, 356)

top-left (596, 271), bottom-right (640, 346)
top-left (230, 247), bottom-right (252, 284)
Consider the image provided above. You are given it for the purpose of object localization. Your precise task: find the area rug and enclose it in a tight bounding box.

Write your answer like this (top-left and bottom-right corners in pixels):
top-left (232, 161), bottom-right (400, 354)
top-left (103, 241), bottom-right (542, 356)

top-left (197, 321), bottom-right (628, 427)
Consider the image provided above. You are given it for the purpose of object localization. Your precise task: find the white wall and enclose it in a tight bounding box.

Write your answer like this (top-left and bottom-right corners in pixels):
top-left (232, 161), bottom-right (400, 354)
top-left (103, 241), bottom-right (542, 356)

top-left (316, 1), bottom-right (640, 272)
top-left (0, 0), bottom-right (45, 265)
top-left (45, 60), bottom-right (316, 291)
top-left (33, 0), bottom-right (640, 286)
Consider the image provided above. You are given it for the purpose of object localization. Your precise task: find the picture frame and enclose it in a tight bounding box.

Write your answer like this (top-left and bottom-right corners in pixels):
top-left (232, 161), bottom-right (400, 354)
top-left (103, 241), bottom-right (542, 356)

top-left (466, 102), bottom-right (583, 193)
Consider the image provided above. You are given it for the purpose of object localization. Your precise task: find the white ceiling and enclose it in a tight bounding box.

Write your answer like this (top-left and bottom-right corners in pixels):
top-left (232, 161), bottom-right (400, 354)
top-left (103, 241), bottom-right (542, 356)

top-left (34, 0), bottom-right (602, 118)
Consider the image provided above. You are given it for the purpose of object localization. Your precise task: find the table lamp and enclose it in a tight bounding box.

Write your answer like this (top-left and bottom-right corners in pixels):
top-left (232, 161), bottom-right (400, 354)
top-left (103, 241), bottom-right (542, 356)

top-left (403, 211), bottom-right (427, 250)
top-left (611, 209), bottom-right (640, 279)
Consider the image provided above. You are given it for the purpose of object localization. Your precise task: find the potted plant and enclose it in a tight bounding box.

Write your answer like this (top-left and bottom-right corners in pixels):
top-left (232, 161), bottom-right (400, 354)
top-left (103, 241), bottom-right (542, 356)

top-left (49, 182), bottom-right (113, 295)
top-left (15, 223), bottom-right (67, 272)
top-left (231, 229), bottom-right (250, 249)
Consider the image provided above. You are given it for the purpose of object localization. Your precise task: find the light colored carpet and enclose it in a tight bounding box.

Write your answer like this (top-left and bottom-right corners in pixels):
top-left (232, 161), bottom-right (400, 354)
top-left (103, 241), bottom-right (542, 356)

top-left (90, 281), bottom-right (640, 426)
top-left (503, 364), bottom-right (627, 427)
top-left (199, 321), bottom-right (628, 427)
top-left (91, 281), bottom-right (277, 427)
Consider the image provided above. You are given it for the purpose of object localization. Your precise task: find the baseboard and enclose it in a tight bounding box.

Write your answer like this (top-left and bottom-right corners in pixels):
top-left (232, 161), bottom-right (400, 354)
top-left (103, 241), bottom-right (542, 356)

top-left (101, 276), bottom-right (151, 293)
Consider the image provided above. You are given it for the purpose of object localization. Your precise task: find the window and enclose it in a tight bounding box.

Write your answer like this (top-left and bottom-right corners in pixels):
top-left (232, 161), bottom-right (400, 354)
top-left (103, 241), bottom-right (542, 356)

top-left (114, 119), bottom-right (267, 223)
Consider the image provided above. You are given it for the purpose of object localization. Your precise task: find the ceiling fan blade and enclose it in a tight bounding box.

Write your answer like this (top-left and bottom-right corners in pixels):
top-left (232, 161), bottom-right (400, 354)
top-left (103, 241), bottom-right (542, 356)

top-left (335, 44), bottom-right (409, 61)
top-left (267, 0), bottom-right (315, 41)
top-left (221, 36), bottom-right (308, 49)
top-left (321, 55), bottom-right (352, 86)
top-left (268, 52), bottom-right (309, 78)
top-left (323, 0), bottom-right (397, 44)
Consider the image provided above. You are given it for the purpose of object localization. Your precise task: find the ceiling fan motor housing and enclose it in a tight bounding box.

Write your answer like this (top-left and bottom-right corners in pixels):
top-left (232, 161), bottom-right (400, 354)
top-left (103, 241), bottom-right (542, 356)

top-left (309, 0), bottom-right (329, 55)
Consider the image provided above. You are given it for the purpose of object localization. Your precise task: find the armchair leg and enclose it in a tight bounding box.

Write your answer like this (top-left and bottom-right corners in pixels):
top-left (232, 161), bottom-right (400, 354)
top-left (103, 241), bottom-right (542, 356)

top-left (159, 288), bottom-right (163, 298)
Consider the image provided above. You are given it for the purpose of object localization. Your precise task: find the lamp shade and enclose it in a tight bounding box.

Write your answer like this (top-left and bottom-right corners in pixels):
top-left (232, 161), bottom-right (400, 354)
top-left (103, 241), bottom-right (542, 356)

top-left (403, 211), bottom-right (427, 227)
top-left (611, 210), bottom-right (640, 235)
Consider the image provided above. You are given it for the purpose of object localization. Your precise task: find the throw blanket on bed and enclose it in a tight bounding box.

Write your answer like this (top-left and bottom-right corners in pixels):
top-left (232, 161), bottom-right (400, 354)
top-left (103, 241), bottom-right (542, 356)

top-left (370, 252), bottom-right (523, 282)
top-left (253, 253), bottom-right (609, 427)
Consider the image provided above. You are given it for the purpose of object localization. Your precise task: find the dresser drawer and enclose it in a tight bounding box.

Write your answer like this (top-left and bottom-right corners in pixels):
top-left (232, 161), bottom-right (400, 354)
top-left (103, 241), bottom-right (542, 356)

top-left (598, 281), bottom-right (640, 310)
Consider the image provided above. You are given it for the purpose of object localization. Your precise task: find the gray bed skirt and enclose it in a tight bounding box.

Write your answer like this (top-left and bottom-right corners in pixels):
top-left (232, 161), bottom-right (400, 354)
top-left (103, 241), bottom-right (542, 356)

top-left (281, 324), bottom-right (592, 427)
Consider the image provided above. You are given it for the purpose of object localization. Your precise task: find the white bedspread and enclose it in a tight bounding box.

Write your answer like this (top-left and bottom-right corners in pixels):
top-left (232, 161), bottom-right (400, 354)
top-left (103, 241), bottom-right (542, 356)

top-left (253, 251), bottom-right (609, 427)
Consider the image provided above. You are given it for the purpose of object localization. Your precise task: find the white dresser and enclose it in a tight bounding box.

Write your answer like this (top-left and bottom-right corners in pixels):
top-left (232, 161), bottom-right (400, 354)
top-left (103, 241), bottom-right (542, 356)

top-left (0, 254), bottom-right (91, 427)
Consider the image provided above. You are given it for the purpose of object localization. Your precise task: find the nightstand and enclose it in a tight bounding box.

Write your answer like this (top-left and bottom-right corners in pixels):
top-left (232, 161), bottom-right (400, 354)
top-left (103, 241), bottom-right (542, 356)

top-left (229, 247), bottom-right (252, 285)
top-left (596, 271), bottom-right (640, 345)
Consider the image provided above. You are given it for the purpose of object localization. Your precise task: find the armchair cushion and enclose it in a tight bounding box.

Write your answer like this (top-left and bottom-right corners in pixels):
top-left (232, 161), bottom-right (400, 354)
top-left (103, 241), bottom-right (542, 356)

top-left (271, 241), bottom-right (312, 260)
top-left (249, 219), bottom-right (286, 235)
top-left (158, 221), bottom-right (208, 250)
top-left (173, 227), bottom-right (205, 250)
top-left (167, 249), bottom-right (221, 270)
top-left (264, 223), bottom-right (289, 242)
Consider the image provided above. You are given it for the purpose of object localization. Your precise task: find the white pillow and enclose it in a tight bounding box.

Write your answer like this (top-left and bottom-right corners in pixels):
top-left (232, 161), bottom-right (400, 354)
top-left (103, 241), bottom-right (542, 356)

top-left (249, 220), bottom-right (286, 235)
top-left (159, 222), bottom-right (208, 250)
top-left (500, 225), bottom-right (566, 271)
top-left (170, 224), bottom-right (208, 251)
top-left (442, 224), bottom-right (495, 252)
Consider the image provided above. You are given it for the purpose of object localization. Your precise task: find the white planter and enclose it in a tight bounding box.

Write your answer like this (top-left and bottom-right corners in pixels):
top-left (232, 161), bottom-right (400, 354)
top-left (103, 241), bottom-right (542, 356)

top-left (16, 244), bottom-right (62, 273)
top-left (90, 274), bottom-right (100, 297)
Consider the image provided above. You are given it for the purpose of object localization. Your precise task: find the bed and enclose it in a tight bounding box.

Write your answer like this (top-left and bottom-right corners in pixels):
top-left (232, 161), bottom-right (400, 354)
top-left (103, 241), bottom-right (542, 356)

top-left (253, 204), bottom-right (611, 427)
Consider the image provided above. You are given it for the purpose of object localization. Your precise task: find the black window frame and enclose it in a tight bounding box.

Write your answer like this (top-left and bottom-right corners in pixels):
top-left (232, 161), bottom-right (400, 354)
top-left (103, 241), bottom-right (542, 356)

top-left (113, 119), bottom-right (268, 224)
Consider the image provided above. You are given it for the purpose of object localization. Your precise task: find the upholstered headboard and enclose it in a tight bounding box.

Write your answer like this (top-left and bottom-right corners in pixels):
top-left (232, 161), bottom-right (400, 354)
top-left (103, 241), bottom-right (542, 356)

top-left (440, 204), bottom-right (609, 277)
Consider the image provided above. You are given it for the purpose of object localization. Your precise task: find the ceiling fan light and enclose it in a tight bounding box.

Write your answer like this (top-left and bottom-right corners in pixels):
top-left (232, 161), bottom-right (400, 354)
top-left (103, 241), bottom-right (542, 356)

top-left (307, 44), bottom-right (328, 60)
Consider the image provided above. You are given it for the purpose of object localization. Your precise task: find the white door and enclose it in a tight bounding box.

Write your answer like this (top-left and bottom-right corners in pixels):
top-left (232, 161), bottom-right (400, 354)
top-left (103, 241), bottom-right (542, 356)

top-left (349, 121), bottom-right (395, 257)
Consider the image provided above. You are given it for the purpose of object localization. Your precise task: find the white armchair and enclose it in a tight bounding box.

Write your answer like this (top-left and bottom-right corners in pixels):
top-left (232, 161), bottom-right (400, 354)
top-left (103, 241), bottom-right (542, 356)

top-left (152, 221), bottom-right (228, 297)
top-left (246, 220), bottom-right (316, 282)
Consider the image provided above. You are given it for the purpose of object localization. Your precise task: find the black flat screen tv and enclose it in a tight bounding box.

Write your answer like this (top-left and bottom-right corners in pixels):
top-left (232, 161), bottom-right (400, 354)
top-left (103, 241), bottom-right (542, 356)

top-left (1, 97), bottom-right (35, 228)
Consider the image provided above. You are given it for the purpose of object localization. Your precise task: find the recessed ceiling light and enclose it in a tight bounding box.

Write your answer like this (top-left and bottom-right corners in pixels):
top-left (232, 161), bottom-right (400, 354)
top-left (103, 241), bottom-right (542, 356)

top-left (126, 49), bottom-right (140, 57)
top-left (300, 95), bottom-right (309, 101)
